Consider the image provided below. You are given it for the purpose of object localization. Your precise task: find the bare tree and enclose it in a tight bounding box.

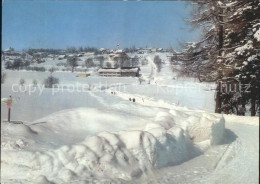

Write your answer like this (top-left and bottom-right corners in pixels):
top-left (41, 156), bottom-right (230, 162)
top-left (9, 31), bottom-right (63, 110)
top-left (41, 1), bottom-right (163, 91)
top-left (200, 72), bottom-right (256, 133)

top-left (154, 55), bottom-right (162, 72)
top-left (67, 56), bottom-right (78, 72)
top-left (85, 58), bottom-right (95, 68)
top-left (105, 62), bottom-right (112, 68)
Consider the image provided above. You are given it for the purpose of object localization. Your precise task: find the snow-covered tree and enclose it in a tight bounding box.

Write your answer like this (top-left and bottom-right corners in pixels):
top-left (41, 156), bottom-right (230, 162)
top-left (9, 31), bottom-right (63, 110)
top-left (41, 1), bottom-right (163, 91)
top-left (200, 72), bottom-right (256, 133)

top-left (170, 1), bottom-right (226, 113)
top-left (222, 0), bottom-right (260, 116)
top-left (174, 0), bottom-right (259, 116)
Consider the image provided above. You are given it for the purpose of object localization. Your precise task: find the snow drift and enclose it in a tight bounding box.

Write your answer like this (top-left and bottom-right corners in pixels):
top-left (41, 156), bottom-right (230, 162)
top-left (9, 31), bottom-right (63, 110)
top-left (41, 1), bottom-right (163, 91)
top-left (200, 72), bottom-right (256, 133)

top-left (1, 108), bottom-right (225, 183)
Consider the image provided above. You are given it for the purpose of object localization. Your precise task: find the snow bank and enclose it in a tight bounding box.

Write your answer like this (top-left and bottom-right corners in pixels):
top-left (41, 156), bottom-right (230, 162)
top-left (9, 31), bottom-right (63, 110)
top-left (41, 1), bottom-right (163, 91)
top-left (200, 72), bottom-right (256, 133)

top-left (223, 114), bottom-right (259, 126)
top-left (1, 125), bottom-right (196, 183)
top-left (180, 113), bottom-right (225, 147)
top-left (1, 108), bottom-right (226, 183)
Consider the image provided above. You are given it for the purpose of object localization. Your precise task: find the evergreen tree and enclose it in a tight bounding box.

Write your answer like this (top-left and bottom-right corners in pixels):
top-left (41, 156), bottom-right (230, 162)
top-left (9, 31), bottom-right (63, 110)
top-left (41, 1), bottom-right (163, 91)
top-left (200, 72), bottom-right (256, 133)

top-left (173, 0), bottom-right (260, 116)
top-left (223, 0), bottom-right (260, 116)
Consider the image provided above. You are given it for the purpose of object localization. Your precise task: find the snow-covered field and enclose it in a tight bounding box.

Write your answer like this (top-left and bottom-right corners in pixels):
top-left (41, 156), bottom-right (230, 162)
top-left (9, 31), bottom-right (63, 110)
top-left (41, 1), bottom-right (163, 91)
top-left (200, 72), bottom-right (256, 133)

top-left (1, 52), bottom-right (259, 183)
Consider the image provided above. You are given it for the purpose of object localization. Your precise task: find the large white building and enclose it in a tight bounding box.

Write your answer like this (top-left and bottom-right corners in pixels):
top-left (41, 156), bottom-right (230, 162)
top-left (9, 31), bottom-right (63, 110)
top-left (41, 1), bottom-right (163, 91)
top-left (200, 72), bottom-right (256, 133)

top-left (98, 67), bottom-right (140, 77)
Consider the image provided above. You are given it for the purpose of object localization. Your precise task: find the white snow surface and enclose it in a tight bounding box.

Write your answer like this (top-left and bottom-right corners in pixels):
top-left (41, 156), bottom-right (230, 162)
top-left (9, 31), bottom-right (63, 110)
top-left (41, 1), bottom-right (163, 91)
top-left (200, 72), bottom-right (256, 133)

top-left (1, 52), bottom-right (259, 183)
top-left (1, 107), bottom-right (226, 183)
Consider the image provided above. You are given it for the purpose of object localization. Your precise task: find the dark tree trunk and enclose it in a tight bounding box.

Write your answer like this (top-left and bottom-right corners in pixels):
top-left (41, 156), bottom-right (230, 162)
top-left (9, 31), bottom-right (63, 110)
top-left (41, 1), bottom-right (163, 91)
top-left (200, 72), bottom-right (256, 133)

top-left (251, 96), bottom-right (256, 116)
top-left (215, 5), bottom-right (224, 114)
top-left (241, 98), bottom-right (246, 116)
top-left (215, 81), bottom-right (222, 113)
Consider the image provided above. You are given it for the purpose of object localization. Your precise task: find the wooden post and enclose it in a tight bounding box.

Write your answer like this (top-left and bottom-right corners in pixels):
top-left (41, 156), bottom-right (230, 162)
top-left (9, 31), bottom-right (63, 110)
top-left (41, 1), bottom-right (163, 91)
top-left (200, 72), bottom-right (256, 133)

top-left (8, 108), bottom-right (11, 122)
top-left (7, 103), bottom-right (12, 122)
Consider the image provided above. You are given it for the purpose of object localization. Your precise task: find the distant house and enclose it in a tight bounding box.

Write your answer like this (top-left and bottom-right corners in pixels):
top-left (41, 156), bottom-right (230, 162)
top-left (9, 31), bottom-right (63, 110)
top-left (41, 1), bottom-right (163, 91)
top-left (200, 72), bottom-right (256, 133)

top-left (3, 48), bottom-right (21, 56)
top-left (98, 67), bottom-right (140, 77)
top-left (77, 53), bottom-right (84, 57)
top-left (156, 48), bottom-right (164, 52)
top-left (84, 52), bottom-right (95, 56)
top-left (47, 54), bottom-right (53, 58)
top-left (59, 50), bottom-right (66, 54)
top-left (4, 47), bottom-right (14, 53)
top-left (99, 48), bottom-right (109, 54)
top-left (58, 55), bottom-right (66, 60)
top-left (137, 51), bottom-right (144, 54)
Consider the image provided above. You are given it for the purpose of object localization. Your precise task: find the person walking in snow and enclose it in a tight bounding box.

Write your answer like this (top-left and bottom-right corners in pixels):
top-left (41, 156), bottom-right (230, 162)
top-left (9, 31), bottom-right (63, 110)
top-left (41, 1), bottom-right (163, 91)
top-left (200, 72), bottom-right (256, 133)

top-left (133, 98), bottom-right (136, 102)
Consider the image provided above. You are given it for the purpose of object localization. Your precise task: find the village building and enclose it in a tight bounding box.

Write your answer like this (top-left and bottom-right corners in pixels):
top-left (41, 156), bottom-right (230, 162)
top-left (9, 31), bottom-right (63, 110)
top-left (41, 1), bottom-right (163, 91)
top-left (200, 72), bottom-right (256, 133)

top-left (58, 55), bottom-right (66, 60)
top-left (77, 53), bottom-right (85, 57)
top-left (156, 48), bottom-right (164, 52)
top-left (3, 48), bottom-right (21, 56)
top-left (84, 52), bottom-right (95, 56)
top-left (3, 47), bottom-right (14, 53)
top-left (99, 48), bottom-right (110, 54)
top-left (98, 67), bottom-right (140, 77)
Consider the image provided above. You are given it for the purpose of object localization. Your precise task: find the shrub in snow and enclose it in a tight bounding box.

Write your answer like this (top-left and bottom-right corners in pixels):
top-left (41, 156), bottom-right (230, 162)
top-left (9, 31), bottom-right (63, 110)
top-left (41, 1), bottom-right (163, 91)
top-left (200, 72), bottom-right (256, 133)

top-left (25, 66), bottom-right (46, 72)
top-left (5, 61), bottom-right (12, 69)
top-left (12, 58), bottom-right (24, 70)
top-left (48, 67), bottom-right (57, 73)
top-left (138, 76), bottom-right (145, 84)
top-left (44, 75), bottom-right (59, 88)
top-left (32, 79), bottom-right (38, 86)
top-left (19, 78), bottom-right (25, 86)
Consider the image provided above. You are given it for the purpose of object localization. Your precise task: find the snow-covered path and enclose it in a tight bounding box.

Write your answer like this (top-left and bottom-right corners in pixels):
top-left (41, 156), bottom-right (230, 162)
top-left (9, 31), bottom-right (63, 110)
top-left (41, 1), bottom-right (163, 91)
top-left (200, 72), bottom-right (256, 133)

top-left (142, 119), bottom-right (259, 184)
top-left (207, 120), bottom-right (259, 184)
